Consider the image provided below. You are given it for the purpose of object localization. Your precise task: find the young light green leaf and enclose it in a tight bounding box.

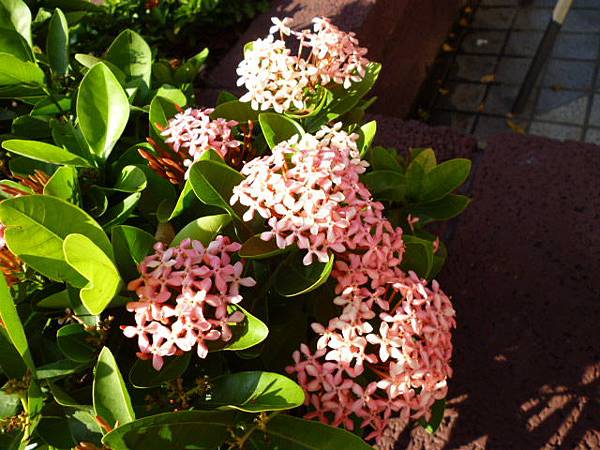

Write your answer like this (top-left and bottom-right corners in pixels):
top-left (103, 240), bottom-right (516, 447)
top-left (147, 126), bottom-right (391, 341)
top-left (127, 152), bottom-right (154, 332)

top-left (129, 353), bottom-right (191, 389)
top-left (32, 96), bottom-right (71, 115)
top-left (274, 252), bottom-right (334, 297)
top-left (357, 120), bottom-right (376, 157)
top-left (63, 233), bottom-right (122, 315)
top-left (43, 165), bottom-right (80, 203)
top-left (104, 29), bottom-right (152, 97)
top-left (421, 158), bottom-right (471, 203)
top-left (222, 306), bottom-right (269, 352)
top-left (0, 195), bottom-right (111, 284)
top-left (102, 410), bottom-right (235, 449)
top-left (112, 165), bottom-right (147, 192)
top-left (0, 0), bottom-right (32, 45)
top-left (258, 112), bottom-right (304, 149)
top-left (154, 86), bottom-right (186, 106)
top-left (0, 29), bottom-right (33, 61)
top-left (189, 159), bottom-right (244, 219)
top-left (204, 371), bottom-right (304, 412)
top-left (75, 53), bottom-right (127, 85)
top-left (171, 214), bottom-right (232, 246)
top-left (77, 62), bottom-right (129, 160)
top-left (93, 347), bottom-right (135, 431)
top-left (0, 53), bottom-right (44, 87)
top-left (0, 275), bottom-right (35, 374)
top-left (149, 94), bottom-right (179, 140)
top-left (211, 99), bottom-right (258, 122)
top-left (46, 8), bottom-right (69, 75)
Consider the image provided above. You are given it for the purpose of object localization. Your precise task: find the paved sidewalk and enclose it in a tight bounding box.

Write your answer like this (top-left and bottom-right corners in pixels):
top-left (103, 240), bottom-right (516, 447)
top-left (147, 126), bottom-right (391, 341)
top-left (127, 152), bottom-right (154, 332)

top-left (427, 0), bottom-right (600, 143)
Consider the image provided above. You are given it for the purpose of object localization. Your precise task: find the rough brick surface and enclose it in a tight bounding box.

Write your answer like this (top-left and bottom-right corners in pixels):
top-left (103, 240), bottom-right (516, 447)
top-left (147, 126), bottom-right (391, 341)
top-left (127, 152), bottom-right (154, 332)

top-left (396, 134), bottom-right (600, 449)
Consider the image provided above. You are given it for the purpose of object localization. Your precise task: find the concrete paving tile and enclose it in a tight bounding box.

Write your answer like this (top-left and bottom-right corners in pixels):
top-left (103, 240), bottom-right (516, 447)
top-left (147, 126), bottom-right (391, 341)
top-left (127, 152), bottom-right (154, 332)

top-left (584, 127), bottom-right (600, 144)
top-left (474, 115), bottom-right (528, 139)
top-left (504, 30), bottom-right (543, 56)
top-left (450, 55), bottom-right (498, 82)
top-left (588, 94), bottom-right (600, 127)
top-left (436, 82), bottom-right (487, 112)
top-left (496, 56), bottom-right (532, 84)
top-left (429, 110), bottom-right (477, 134)
top-left (513, 8), bottom-right (551, 30)
top-left (542, 59), bottom-right (595, 90)
top-left (484, 84), bottom-right (535, 115)
top-left (534, 89), bottom-right (589, 125)
top-left (529, 121), bottom-right (583, 140)
top-left (473, 7), bottom-right (517, 29)
top-left (553, 33), bottom-right (600, 60)
top-left (563, 10), bottom-right (600, 32)
top-left (462, 30), bottom-right (508, 54)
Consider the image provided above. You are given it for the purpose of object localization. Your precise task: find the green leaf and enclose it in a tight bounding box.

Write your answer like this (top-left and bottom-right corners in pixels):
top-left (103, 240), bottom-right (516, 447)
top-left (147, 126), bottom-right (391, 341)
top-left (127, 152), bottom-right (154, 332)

top-left (421, 158), bottom-right (471, 203)
top-left (46, 8), bottom-right (69, 75)
top-left (37, 415), bottom-right (76, 448)
top-left (357, 120), bottom-right (376, 157)
top-left (0, 53), bottom-right (44, 88)
top-left (102, 410), bottom-right (236, 449)
top-left (50, 119), bottom-right (92, 160)
top-left (368, 146), bottom-right (402, 172)
top-left (411, 194), bottom-right (471, 222)
top-left (111, 225), bottom-right (155, 281)
top-left (75, 54), bottom-right (127, 85)
top-left (11, 114), bottom-right (51, 139)
top-left (36, 359), bottom-right (88, 379)
top-left (239, 235), bottom-right (288, 259)
top-left (0, 195), bottom-right (111, 284)
top-left (0, 389), bottom-right (20, 418)
top-left (104, 29), bottom-right (152, 98)
top-left (31, 96), bottom-right (71, 115)
top-left (148, 94), bottom-right (179, 140)
top-left (258, 112), bottom-right (304, 149)
top-left (36, 289), bottom-right (70, 309)
top-left (128, 353), bottom-right (191, 388)
top-left (174, 47), bottom-right (208, 83)
top-left (306, 62), bottom-right (381, 130)
top-left (111, 165), bottom-right (147, 193)
top-left (411, 148), bottom-right (437, 173)
top-left (211, 99), bottom-right (258, 122)
top-left (419, 399), bottom-right (446, 433)
top-left (204, 371), bottom-right (304, 412)
top-left (361, 170), bottom-right (406, 202)
top-left (171, 213), bottom-right (231, 246)
top-left (188, 159), bottom-right (244, 219)
top-left (154, 86), bottom-right (186, 106)
top-left (217, 90), bottom-right (237, 105)
top-left (166, 179), bottom-right (195, 221)
top-left (0, 29), bottom-right (33, 61)
top-left (223, 306), bottom-right (268, 352)
top-left (56, 323), bottom-right (97, 363)
top-left (0, 275), bottom-right (35, 373)
top-left (401, 235), bottom-right (434, 279)
top-left (77, 62), bottom-right (129, 160)
top-left (100, 191), bottom-right (141, 230)
top-left (258, 414), bottom-right (374, 449)
top-left (274, 252), bottom-right (334, 297)
top-left (0, 0), bottom-right (32, 45)
top-left (2, 140), bottom-right (90, 168)
top-left (63, 233), bottom-right (122, 315)
top-left (43, 165), bottom-right (80, 203)
top-left (0, 329), bottom-right (27, 378)
top-left (93, 347), bottom-right (135, 431)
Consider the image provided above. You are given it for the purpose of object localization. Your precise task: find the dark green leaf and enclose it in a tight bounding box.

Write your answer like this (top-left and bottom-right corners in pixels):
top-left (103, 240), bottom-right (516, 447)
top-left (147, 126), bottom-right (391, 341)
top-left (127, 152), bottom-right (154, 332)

top-left (419, 399), bottom-right (446, 433)
top-left (174, 47), bottom-right (208, 83)
top-left (239, 235), bottom-right (288, 259)
top-left (411, 194), bottom-right (471, 222)
top-left (361, 170), bottom-right (406, 201)
top-left (46, 8), bottom-right (69, 75)
top-left (129, 353), bottom-right (191, 388)
top-left (36, 289), bottom-right (69, 309)
top-left (56, 323), bottom-right (96, 363)
top-left (100, 191), bottom-right (141, 230)
top-left (421, 158), bottom-right (471, 203)
top-left (401, 235), bottom-right (434, 279)
top-left (36, 359), bottom-right (88, 379)
top-left (37, 415), bottom-right (76, 448)
top-left (104, 29), bottom-right (152, 98)
top-left (0, 29), bottom-right (33, 61)
top-left (274, 252), bottom-right (334, 297)
top-left (43, 165), bottom-right (80, 203)
top-left (111, 225), bottom-right (155, 281)
top-left (258, 112), bottom-right (304, 149)
top-left (211, 99), bottom-right (258, 122)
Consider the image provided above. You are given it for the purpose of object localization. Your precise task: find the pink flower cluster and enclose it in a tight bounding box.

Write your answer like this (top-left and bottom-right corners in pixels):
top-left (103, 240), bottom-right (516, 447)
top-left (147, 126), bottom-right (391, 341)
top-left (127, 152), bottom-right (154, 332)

top-left (161, 107), bottom-right (240, 176)
top-left (231, 123), bottom-right (380, 265)
top-left (123, 236), bottom-right (255, 370)
top-left (231, 125), bottom-right (455, 448)
top-left (236, 16), bottom-right (369, 113)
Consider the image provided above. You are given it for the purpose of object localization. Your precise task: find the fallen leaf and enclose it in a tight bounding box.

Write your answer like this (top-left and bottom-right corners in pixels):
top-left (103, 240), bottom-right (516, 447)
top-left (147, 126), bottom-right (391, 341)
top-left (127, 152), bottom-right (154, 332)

top-left (442, 43), bottom-right (457, 53)
top-left (438, 88), bottom-right (450, 96)
top-left (480, 73), bottom-right (496, 84)
top-left (506, 118), bottom-right (526, 134)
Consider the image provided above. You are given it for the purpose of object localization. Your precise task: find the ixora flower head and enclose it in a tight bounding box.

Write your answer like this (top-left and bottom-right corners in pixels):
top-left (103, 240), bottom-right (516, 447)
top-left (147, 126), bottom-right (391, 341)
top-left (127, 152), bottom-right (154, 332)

top-left (236, 16), bottom-right (370, 113)
top-left (123, 236), bottom-right (255, 370)
top-left (160, 107), bottom-right (241, 175)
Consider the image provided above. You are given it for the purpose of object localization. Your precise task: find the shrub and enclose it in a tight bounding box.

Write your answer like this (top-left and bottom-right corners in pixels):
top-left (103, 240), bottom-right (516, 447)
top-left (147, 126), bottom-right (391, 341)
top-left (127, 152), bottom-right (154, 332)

top-left (0, 10), bottom-right (471, 450)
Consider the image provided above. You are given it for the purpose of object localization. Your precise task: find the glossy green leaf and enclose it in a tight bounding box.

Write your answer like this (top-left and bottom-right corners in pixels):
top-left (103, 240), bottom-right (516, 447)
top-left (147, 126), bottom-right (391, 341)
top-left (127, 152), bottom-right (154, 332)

top-left (401, 235), bottom-right (434, 279)
top-left (419, 399), bottom-right (446, 433)
top-left (93, 347), bottom-right (135, 431)
top-left (31, 96), bottom-right (71, 115)
top-left (0, 389), bottom-right (20, 418)
top-left (154, 86), bottom-right (186, 106)
top-left (46, 8), bottom-right (69, 75)
top-left (167, 179), bottom-right (195, 221)
top-left (188, 159), bottom-right (244, 219)
top-left (2, 140), bottom-right (92, 168)
top-left (0, 0), bottom-right (32, 45)
top-left (63, 233), bottom-right (122, 315)
top-left (36, 289), bottom-right (70, 309)
top-left (223, 306), bottom-right (269, 352)
top-left (217, 90), bottom-right (237, 105)
top-left (0, 29), bottom-right (33, 61)
top-left (368, 146), bottom-right (402, 172)
top-left (112, 165), bottom-right (147, 193)
top-left (275, 252), bottom-right (334, 297)
top-left (77, 62), bottom-right (129, 160)
top-left (104, 29), bottom-right (152, 97)
top-left (10, 114), bottom-right (51, 139)
top-left (129, 353), bottom-right (191, 388)
top-left (0, 195), bottom-right (112, 284)
top-left (43, 165), bottom-right (80, 203)
top-left (357, 120), bottom-right (376, 157)
top-left (111, 225), bottom-right (155, 281)
top-left (101, 191), bottom-right (141, 230)
top-left (410, 148), bottom-right (437, 172)
top-left (0, 53), bottom-right (44, 88)
top-left (50, 119), bottom-right (91, 160)
top-left (37, 415), bottom-right (76, 448)
top-left (205, 371), bottom-right (304, 412)
top-left (102, 410), bottom-right (236, 449)
top-left (174, 47), bottom-right (208, 83)
top-left (306, 62), bottom-right (381, 130)
top-left (412, 194), bottom-right (471, 222)
top-left (36, 358), bottom-right (88, 380)
top-left (421, 158), bottom-right (471, 203)
top-left (56, 323), bottom-right (97, 363)
top-left (259, 112), bottom-right (304, 149)
top-left (0, 275), bottom-right (35, 373)
top-left (361, 170), bottom-right (406, 201)
top-left (258, 414), bottom-right (374, 449)
top-left (171, 213), bottom-right (231, 246)
top-left (75, 53), bottom-right (127, 85)
top-left (211, 99), bottom-right (258, 122)
top-left (239, 235), bottom-right (288, 259)
top-left (149, 94), bottom-right (179, 138)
